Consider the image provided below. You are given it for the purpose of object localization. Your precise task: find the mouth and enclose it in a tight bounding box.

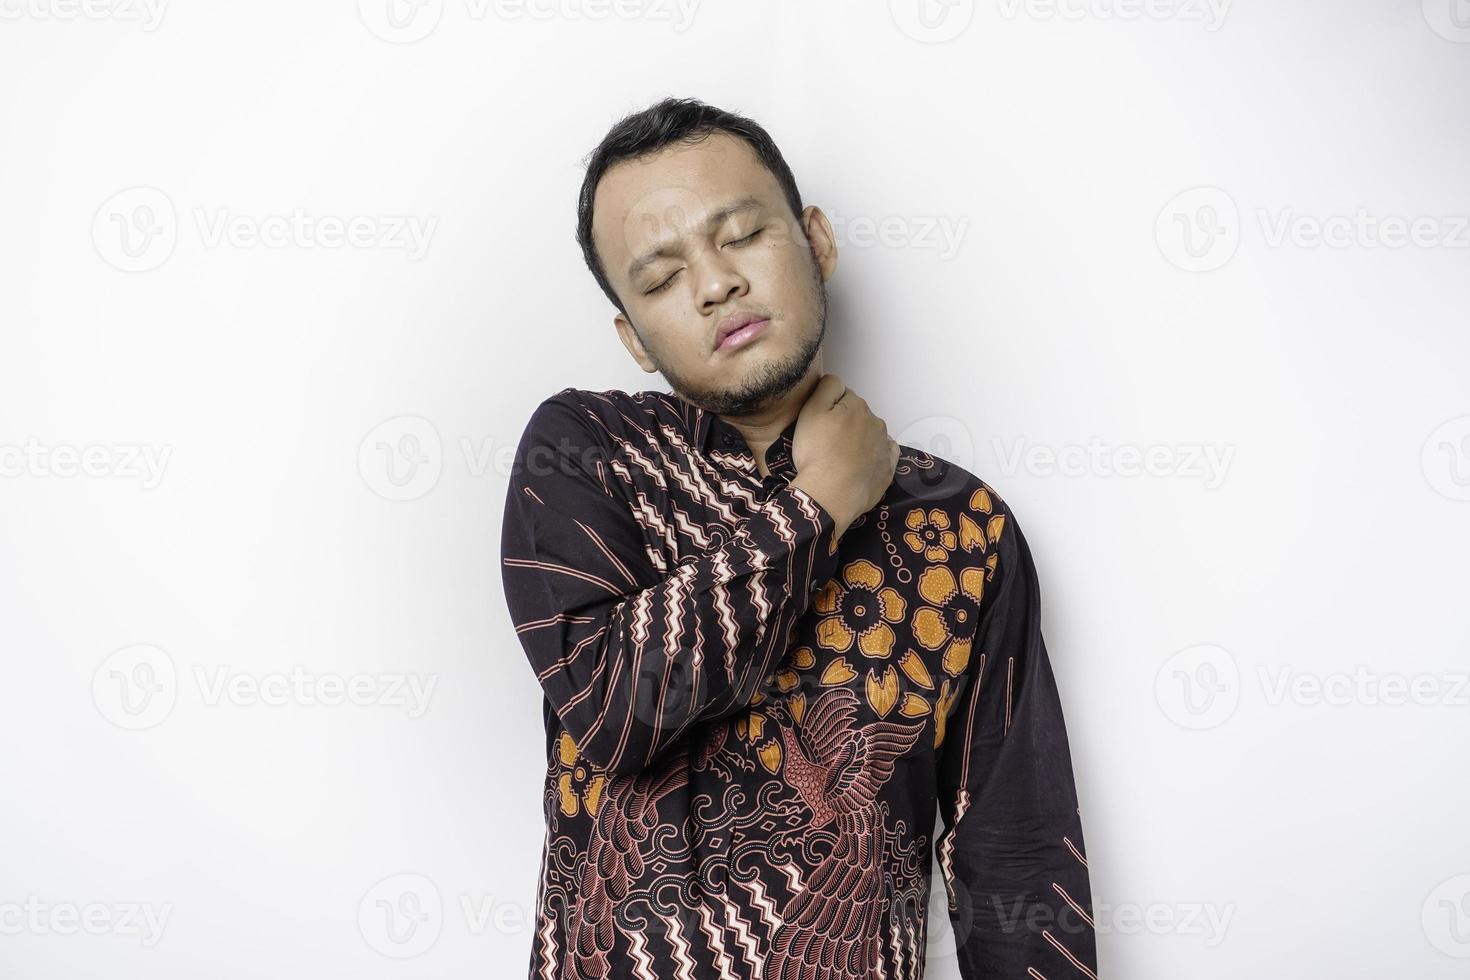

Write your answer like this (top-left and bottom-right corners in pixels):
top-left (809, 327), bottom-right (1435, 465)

top-left (714, 314), bottom-right (771, 353)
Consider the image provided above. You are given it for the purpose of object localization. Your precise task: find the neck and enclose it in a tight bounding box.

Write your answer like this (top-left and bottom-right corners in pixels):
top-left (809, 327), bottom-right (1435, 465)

top-left (721, 360), bottom-right (823, 478)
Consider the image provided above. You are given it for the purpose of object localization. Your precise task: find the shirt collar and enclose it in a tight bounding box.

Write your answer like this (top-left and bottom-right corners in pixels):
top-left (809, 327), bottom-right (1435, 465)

top-left (684, 397), bottom-right (800, 480)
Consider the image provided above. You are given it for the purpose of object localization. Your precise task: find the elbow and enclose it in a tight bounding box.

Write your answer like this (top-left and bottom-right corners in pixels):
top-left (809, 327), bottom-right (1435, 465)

top-left (581, 737), bottom-right (653, 778)
top-left (552, 710), bottom-right (654, 779)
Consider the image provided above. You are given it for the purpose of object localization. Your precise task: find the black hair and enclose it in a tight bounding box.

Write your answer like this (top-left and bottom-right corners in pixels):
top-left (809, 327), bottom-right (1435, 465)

top-left (575, 96), bottom-right (806, 315)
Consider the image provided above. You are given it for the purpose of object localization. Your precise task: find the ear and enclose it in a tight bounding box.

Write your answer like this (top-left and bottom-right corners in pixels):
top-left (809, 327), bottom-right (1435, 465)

top-left (614, 313), bottom-right (659, 373)
top-left (800, 205), bottom-right (838, 282)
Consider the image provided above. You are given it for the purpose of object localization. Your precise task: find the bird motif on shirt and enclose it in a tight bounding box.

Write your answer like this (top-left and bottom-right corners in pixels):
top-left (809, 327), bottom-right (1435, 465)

top-left (695, 716), bottom-right (757, 778)
top-left (565, 755), bottom-right (689, 979)
top-left (761, 688), bottom-right (926, 980)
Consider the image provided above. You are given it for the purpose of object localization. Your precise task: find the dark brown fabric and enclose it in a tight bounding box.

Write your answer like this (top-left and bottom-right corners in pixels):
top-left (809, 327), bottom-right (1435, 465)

top-left (501, 387), bottom-right (1097, 979)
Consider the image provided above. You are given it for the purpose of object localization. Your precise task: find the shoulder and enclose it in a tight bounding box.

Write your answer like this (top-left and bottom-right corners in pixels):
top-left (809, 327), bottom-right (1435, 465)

top-left (518, 387), bottom-right (649, 443)
top-left (889, 443), bottom-right (1022, 560)
top-left (520, 388), bottom-right (699, 464)
top-left (527, 387), bottom-right (684, 437)
top-left (890, 443), bottom-right (1014, 519)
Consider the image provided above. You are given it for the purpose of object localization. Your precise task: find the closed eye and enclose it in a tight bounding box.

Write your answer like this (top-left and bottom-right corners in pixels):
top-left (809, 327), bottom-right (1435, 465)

top-left (645, 229), bottom-right (761, 295)
top-left (646, 270), bottom-right (680, 295)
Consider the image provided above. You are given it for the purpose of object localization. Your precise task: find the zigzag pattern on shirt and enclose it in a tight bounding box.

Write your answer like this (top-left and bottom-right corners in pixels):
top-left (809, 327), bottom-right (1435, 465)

top-left (718, 889), bottom-right (765, 977)
top-left (626, 928), bottom-right (656, 980)
top-left (660, 909), bottom-right (698, 980)
top-left (738, 874), bottom-right (782, 965)
top-left (695, 900), bottom-right (739, 980)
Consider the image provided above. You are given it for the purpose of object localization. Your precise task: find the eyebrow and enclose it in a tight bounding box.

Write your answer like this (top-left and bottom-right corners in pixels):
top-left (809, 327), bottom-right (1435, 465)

top-left (624, 196), bottom-right (765, 283)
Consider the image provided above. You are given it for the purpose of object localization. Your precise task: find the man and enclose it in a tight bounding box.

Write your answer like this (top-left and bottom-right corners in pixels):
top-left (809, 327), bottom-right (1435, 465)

top-left (500, 96), bottom-right (1098, 979)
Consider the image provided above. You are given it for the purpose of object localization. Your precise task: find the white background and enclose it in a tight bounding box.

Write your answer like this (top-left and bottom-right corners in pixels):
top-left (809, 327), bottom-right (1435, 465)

top-left (2, 1), bottom-right (1468, 977)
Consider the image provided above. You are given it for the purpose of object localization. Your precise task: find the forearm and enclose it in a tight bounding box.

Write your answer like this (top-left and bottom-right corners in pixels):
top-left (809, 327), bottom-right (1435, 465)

top-left (934, 490), bottom-right (1099, 977)
top-left (506, 479), bottom-right (841, 776)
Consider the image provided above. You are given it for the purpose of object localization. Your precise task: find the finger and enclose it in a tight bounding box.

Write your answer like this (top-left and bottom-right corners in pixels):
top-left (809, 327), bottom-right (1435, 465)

top-left (815, 374), bottom-right (847, 410)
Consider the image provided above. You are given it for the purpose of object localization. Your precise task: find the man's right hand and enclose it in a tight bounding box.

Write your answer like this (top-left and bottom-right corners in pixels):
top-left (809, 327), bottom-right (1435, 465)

top-left (788, 374), bottom-right (899, 539)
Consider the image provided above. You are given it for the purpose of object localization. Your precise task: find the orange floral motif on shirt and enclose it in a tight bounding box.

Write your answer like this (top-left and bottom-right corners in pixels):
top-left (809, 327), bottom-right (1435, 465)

top-left (552, 730), bottom-right (606, 820)
top-left (959, 486), bottom-right (1005, 561)
top-left (932, 678), bottom-right (958, 748)
top-left (813, 558), bottom-right (909, 659)
top-left (912, 564), bottom-right (987, 679)
top-left (903, 507), bottom-right (958, 562)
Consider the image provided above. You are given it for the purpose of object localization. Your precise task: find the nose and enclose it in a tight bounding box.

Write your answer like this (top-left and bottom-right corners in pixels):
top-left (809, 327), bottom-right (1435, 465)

top-left (694, 249), bottom-right (748, 313)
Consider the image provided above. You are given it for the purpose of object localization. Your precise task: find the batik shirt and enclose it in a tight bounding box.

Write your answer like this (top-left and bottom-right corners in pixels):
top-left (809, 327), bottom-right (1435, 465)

top-left (500, 387), bottom-right (1098, 980)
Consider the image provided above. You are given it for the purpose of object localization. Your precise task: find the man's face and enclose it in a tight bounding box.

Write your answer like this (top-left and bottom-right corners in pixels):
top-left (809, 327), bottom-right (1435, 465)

top-left (590, 131), bottom-right (838, 416)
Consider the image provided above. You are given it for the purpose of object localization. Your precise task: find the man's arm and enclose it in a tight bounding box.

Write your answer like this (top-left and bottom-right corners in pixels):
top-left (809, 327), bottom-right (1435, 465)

top-left (934, 487), bottom-right (1099, 978)
top-left (500, 390), bottom-right (844, 777)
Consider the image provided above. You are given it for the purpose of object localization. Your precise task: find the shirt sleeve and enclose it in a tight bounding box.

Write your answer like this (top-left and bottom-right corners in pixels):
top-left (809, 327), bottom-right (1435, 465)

top-left (500, 390), bottom-right (844, 777)
top-left (933, 488), bottom-right (1099, 978)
